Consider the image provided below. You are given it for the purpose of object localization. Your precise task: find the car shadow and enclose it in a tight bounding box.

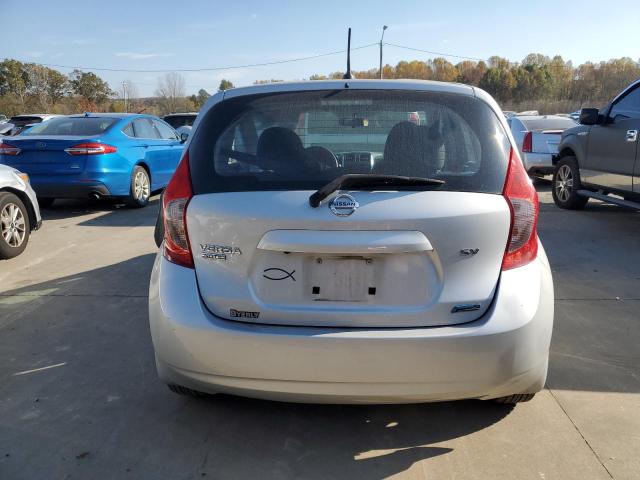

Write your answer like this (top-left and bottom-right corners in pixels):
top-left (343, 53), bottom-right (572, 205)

top-left (38, 196), bottom-right (160, 228)
top-left (1, 255), bottom-right (514, 479)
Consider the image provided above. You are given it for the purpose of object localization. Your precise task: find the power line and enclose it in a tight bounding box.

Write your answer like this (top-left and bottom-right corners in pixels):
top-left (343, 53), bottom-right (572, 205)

top-left (19, 43), bottom-right (379, 73)
top-left (384, 42), bottom-right (488, 62)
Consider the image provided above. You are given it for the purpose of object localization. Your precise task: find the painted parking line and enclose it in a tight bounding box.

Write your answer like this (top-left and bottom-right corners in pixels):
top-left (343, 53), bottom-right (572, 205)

top-left (13, 362), bottom-right (66, 376)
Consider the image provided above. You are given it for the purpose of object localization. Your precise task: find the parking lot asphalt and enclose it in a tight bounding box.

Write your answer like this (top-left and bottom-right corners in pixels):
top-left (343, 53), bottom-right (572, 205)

top-left (1, 186), bottom-right (639, 480)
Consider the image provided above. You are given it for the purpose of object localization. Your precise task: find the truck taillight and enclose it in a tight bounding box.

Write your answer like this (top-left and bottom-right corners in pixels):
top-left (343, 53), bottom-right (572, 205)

top-left (64, 142), bottom-right (117, 155)
top-left (0, 143), bottom-right (21, 156)
top-left (162, 151), bottom-right (194, 268)
top-left (522, 132), bottom-right (533, 153)
top-left (502, 148), bottom-right (539, 270)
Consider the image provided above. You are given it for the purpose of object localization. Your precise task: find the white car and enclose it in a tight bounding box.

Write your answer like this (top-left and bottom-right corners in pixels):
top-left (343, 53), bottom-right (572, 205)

top-left (0, 163), bottom-right (41, 259)
top-left (508, 115), bottom-right (577, 177)
top-left (149, 79), bottom-right (554, 405)
top-left (5, 114), bottom-right (61, 136)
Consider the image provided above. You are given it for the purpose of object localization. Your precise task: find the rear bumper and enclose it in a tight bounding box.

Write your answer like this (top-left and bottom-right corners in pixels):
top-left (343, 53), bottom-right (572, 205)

top-left (30, 180), bottom-right (112, 199)
top-left (522, 152), bottom-right (554, 174)
top-left (149, 243), bottom-right (554, 404)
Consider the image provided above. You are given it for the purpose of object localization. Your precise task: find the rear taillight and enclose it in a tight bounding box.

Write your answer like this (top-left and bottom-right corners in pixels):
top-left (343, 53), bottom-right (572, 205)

top-left (64, 142), bottom-right (117, 155)
top-left (502, 148), bottom-right (539, 270)
top-left (0, 143), bottom-right (21, 156)
top-left (522, 131), bottom-right (533, 153)
top-left (162, 151), bottom-right (194, 268)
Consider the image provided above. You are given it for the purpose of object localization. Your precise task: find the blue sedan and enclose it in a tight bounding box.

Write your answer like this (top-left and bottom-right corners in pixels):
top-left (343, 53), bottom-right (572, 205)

top-left (0, 113), bottom-right (185, 208)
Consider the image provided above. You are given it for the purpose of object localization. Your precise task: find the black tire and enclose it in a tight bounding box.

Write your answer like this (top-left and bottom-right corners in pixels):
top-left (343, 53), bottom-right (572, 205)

top-left (126, 166), bottom-right (151, 208)
top-left (38, 197), bottom-right (55, 208)
top-left (552, 156), bottom-right (589, 209)
top-left (167, 384), bottom-right (210, 398)
top-left (493, 393), bottom-right (536, 404)
top-left (0, 192), bottom-right (31, 260)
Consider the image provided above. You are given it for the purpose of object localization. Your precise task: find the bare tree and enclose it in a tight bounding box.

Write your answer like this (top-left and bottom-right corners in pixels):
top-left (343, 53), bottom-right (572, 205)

top-left (155, 72), bottom-right (186, 114)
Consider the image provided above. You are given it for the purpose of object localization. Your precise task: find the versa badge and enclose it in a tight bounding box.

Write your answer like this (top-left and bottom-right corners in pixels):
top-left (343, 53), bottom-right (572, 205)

top-left (200, 244), bottom-right (242, 261)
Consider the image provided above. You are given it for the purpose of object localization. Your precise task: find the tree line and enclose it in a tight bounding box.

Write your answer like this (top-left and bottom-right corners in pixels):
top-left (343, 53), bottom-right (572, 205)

top-left (1, 54), bottom-right (639, 117)
top-left (0, 59), bottom-right (226, 117)
top-left (305, 54), bottom-right (640, 113)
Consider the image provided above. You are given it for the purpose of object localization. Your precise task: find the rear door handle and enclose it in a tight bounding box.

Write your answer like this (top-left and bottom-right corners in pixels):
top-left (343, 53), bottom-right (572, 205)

top-left (626, 130), bottom-right (638, 142)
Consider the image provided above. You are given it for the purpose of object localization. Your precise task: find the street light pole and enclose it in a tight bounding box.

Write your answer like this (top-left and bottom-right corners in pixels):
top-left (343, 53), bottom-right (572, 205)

top-left (379, 25), bottom-right (388, 79)
top-left (121, 81), bottom-right (128, 113)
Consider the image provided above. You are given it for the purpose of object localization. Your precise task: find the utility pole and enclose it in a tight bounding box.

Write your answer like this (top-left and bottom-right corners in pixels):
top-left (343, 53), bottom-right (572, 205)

top-left (121, 81), bottom-right (128, 113)
top-left (379, 25), bottom-right (388, 79)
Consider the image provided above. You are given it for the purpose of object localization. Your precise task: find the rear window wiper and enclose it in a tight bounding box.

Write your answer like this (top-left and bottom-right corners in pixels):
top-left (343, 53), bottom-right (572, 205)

top-left (309, 174), bottom-right (445, 208)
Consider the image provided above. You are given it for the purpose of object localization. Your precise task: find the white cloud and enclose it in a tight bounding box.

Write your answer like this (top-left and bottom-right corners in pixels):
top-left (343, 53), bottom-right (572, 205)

top-left (26, 51), bottom-right (44, 58)
top-left (114, 52), bottom-right (174, 60)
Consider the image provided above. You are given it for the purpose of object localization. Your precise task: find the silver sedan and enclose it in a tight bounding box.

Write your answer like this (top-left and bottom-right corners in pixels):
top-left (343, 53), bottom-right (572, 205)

top-left (508, 115), bottom-right (577, 177)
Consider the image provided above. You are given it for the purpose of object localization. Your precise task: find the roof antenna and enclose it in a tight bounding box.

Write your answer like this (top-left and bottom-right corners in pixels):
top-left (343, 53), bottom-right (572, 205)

top-left (343, 27), bottom-right (352, 79)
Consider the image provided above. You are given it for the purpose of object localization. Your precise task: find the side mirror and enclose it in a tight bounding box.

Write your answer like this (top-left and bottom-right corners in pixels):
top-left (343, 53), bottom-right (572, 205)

top-left (579, 108), bottom-right (599, 125)
top-left (180, 132), bottom-right (189, 143)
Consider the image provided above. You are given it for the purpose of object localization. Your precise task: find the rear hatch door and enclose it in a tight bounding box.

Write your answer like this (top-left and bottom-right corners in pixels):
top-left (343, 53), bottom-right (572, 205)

top-left (184, 86), bottom-right (513, 328)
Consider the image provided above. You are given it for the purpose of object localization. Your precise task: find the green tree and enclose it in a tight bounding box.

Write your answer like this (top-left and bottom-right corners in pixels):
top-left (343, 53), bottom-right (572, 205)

top-left (47, 69), bottom-right (68, 105)
top-left (68, 69), bottom-right (113, 104)
top-left (0, 59), bottom-right (29, 107)
top-left (196, 88), bottom-right (210, 106)
top-left (218, 79), bottom-right (234, 91)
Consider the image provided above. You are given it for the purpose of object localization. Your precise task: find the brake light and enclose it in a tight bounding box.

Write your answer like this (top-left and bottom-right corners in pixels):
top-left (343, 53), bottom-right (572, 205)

top-left (0, 143), bottom-right (21, 156)
top-left (64, 142), bottom-right (117, 155)
top-left (502, 148), bottom-right (539, 270)
top-left (162, 151), bottom-right (194, 268)
top-left (522, 131), bottom-right (533, 153)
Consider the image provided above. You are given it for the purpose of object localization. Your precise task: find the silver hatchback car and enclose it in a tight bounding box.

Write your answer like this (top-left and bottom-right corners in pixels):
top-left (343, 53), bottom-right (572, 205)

top-left (149, 80), bottom-right (554, 405)
top-left (0, 163), bottom-right (42, 259)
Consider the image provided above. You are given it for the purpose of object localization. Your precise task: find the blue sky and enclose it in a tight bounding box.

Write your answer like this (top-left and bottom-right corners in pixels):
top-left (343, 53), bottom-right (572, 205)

top-left (4, 0), bottom-right (639, 96)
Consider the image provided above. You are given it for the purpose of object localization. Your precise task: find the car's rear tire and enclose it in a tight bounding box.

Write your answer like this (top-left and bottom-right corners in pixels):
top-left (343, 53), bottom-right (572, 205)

top-left (167, 383), bottom-right (210, 398)
top-left (493, 393), bottom-right (536, 404)
top-left (0, 192), bottom-right (31, 260)
top-left (552, 156), bottom-right (589, 209)
top-left (126, 166), bottom-right (151, 208)
top-left (38, 198), bottom-right (55, 208)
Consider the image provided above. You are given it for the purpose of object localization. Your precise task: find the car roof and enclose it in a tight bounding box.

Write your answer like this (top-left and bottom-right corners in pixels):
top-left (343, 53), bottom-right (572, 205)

top-left (222, 79), bottom-right (476, 99)
top-left (11, 114), bottom-right (61, 119)
top-left (64, 113), bottom-right (153, 119)
top-left (164, 112), bottom-right (198, 116)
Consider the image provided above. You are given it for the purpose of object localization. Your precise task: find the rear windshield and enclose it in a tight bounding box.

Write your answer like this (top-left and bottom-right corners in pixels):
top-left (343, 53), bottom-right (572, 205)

top-left (520, 117), bottom-right (576, 131)
top-left (164, 115), bottom-right (196, 128)
top-left (23, 117), bottom-right (118, 136)
top-left (190, 89), bottom-right (511, 194)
